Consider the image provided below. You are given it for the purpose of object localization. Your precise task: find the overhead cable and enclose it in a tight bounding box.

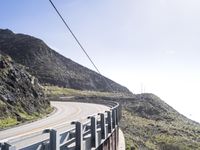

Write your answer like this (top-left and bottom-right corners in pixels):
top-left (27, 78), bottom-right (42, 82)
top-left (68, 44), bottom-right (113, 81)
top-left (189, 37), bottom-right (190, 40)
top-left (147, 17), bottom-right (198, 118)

top-left (49, 0), bottom-right (101, 74)
top-left (49, 0), bottom-right (113, 91)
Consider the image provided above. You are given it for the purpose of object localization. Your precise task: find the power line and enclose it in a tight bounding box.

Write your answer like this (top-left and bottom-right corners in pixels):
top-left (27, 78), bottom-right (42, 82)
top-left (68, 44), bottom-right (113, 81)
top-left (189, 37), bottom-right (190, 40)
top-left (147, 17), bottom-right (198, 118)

top-left (48, 0), bottom-right (114, 91)
top-left (49, 0), bottom-right (101, 74)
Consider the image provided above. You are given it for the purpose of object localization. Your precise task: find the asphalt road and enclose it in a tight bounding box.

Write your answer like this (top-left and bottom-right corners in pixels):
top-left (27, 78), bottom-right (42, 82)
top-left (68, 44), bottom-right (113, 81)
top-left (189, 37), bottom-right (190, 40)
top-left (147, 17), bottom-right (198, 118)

top-left (0, 101), bottom-right (110, 141)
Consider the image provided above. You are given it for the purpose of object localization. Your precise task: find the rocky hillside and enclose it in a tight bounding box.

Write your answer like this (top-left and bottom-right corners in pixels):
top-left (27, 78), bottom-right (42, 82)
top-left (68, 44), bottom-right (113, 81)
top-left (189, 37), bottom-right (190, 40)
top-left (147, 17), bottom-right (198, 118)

top-left (0, 54), bottom-right (50, 128)
top-left (119, 94), bottom-right (200, 150)
top-left (0, 29), bottom-right (131, 93)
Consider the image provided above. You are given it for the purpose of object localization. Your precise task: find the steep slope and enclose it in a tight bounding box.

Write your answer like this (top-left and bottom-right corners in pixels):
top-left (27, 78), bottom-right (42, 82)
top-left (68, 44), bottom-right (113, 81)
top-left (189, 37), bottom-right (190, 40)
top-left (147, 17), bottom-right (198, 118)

top-left (0, 54), bottom-right (50, 128)
top-left (0, 29), bottom-right (131, 93)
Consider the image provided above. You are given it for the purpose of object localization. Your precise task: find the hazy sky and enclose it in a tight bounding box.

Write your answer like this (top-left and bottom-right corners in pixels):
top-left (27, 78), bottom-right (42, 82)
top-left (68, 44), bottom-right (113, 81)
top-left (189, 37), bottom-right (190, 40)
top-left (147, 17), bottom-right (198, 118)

top-left (1, 0), bottom-right (200, 123)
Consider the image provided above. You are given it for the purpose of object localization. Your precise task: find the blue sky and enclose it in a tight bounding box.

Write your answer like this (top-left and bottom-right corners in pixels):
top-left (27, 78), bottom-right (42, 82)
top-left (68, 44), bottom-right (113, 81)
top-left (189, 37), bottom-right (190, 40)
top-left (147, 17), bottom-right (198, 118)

top-left (1, 0), bottom-right (200, 123)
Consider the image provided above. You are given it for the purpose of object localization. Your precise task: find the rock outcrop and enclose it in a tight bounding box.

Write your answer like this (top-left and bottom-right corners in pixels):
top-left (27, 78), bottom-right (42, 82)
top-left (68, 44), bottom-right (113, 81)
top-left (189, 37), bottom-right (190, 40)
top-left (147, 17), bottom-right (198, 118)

top-left (0, 54), bottom-right (50, 120)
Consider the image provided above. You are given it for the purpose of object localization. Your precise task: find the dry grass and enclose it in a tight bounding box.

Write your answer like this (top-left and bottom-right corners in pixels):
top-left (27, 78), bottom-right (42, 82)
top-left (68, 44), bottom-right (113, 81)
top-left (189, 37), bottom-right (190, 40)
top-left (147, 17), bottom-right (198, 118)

top-left (44, 85), bottom-right (132, 98)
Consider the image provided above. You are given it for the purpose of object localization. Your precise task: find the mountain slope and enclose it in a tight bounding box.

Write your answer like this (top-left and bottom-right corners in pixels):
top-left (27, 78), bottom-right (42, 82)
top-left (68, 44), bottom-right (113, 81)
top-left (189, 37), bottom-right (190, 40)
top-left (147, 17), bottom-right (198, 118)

top-left (0, 29), bottom-right (131, 93)
top-left (119, 94), bottom-right (200, 150)
top-left (0, 54), bottom-right (50, 128)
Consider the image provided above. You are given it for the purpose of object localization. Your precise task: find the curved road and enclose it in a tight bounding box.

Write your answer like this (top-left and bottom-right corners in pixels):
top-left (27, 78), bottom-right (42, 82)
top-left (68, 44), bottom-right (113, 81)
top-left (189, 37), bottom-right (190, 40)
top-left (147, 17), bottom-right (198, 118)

top-left (0, 101), bottom-right (110, 141)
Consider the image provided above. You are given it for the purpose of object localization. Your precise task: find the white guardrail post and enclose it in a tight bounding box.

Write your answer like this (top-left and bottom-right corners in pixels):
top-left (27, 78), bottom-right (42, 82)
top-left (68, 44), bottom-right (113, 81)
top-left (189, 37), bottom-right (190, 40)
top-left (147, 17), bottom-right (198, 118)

top-left (100, 113), bottom-right (106, 140)
top-left (112, 109), bottom-right (117, 129)
top-left (90, 116), bottom-right (97, 148)
top-left (73, 121), bottom-right (83, 150)
top-left (1, 143), bottom-right (16, 150)
top-left (116, 109), bottom-right (119, 126)
top-left (106, 110), bottom-right (112, 134)
top-left (50, 129), bottom-right (60, 150)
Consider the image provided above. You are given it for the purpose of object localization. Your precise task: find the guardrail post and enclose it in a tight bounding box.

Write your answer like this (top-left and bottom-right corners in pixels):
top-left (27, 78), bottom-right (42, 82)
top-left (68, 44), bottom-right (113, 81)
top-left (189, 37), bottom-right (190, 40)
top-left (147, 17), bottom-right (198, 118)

top-left (118, 104), bottom-right (122, 121)
top-left (90, 116), bottom-right (97, 148)
top-left (100, 113), bottom-right (106, 139)
top-left (74, 121), bottom-right (83, 150)
top-left (112, 109), bottom-right (116, 129)
top-left (42, 141), bottom-right (49, 150)
top-left (50, 129), bottom-right (60, 150)
top-left (116, 108), bottom-right (119, 126)
top-left (106, 111), bottom-right (112, 134)
top-left (3, 143), bottom-right (16, 150)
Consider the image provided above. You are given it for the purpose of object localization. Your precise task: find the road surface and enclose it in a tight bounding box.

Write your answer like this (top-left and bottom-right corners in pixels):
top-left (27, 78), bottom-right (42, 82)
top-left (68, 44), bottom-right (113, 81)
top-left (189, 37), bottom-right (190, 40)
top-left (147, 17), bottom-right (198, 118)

top-left (0, 101), bottom-right (110, 141)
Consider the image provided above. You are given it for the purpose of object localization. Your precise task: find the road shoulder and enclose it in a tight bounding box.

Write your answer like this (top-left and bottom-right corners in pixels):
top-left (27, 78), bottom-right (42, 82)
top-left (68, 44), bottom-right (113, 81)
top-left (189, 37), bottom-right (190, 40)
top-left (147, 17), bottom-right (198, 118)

top-left (119, 128), bottom-right (125, 150)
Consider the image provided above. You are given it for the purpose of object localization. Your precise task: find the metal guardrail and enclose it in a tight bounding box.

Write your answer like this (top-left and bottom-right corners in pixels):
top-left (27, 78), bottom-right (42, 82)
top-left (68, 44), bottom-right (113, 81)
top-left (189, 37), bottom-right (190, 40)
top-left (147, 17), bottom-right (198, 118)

top-left (0, 99), bottom-right (121, 150)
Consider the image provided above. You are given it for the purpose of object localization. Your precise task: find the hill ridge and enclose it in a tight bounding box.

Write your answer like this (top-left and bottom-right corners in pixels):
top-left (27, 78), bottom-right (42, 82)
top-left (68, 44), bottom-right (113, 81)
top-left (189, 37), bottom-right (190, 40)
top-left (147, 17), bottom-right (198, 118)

top-left (0, 29), bottom-right (131, 94)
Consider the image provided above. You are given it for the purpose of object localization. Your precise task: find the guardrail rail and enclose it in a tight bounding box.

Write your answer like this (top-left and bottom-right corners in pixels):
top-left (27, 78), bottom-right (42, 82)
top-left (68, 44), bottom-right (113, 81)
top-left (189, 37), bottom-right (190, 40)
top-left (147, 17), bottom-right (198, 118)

top-left (0, 99), bottom-right (121, 150)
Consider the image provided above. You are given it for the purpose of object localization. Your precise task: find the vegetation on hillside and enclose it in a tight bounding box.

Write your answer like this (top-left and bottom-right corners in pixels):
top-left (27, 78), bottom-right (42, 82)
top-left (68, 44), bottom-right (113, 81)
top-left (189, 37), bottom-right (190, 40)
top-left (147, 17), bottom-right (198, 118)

top-left (45, 86), bottom-right (133, 98)
top-left (120, 94), bottom-right (200, 150)
top-left (0, 55), bottom-right (52, 129)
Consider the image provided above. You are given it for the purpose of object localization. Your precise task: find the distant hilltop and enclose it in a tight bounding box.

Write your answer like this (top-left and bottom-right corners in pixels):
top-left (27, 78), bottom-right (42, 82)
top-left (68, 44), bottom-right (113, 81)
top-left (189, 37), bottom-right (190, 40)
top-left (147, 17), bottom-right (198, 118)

top-left (0, 29), bottom-right (131, 94)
